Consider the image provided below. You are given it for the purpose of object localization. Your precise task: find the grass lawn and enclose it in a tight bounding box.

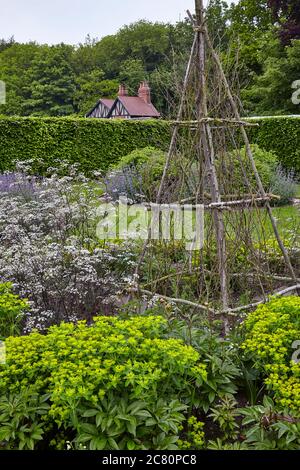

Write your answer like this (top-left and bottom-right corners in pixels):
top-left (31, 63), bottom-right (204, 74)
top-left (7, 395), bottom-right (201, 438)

top-left (269, 204), bottom-right (299, 240)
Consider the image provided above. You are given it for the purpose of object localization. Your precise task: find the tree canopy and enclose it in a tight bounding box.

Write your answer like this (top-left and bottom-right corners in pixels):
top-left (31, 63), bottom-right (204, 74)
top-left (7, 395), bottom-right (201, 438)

top-left (0, 1), bottom-right (300, 117)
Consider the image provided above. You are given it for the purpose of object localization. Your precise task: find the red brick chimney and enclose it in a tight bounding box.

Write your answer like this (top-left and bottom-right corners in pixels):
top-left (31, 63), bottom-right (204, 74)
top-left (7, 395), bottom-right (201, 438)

top-left (118, 83), bottom-right (128, 97)
top-left (138, 81), bottom-right (151, 104)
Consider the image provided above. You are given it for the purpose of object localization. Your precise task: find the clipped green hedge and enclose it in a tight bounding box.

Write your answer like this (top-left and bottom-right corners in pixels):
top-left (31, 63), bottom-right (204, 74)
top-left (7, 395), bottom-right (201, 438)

top-left (248, 116), bottom-right (300, 174)
top-left (0, 116), bottom-right (299, 174)
top-left (0, 117), bottom-right (171, 174)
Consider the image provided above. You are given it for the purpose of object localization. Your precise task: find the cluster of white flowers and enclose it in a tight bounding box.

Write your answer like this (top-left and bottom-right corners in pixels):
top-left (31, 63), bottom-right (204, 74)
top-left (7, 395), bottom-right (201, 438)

top-left (0, 162), bottom-right (136, 332)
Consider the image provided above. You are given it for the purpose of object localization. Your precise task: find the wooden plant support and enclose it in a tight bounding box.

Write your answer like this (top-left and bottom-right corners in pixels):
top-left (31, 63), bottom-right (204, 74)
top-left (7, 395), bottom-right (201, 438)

top-left (133, 0), bottom-right (298, 328)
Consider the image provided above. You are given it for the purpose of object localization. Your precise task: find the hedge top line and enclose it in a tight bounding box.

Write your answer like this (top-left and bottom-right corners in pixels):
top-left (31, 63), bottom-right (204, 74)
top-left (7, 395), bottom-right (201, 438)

top-left (0, 116), bottom-right (169, 124)
top-left (247, 115), bottom-right (300, 120)
top-left (1, 114), bottom-right (300, 121)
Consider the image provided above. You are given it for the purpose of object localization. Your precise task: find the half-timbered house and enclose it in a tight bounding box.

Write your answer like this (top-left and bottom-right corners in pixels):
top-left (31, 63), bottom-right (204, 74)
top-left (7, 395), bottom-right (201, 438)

top-left (86, 82), bottom-right (160, 120)
top-left (86, 98), bottom-right (114, 118)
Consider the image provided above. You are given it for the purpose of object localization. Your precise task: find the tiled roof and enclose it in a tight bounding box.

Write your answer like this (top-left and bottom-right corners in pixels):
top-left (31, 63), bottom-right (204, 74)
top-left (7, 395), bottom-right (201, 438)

top-left (100, 99), bottom-right (114, 109)
top-left (118, 96), bottom-right (160, 117)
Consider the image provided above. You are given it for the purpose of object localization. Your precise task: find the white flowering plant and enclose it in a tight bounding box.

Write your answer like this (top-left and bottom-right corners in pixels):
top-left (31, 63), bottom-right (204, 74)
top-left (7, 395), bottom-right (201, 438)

top-left (0, 161), bottom-right (136, 332)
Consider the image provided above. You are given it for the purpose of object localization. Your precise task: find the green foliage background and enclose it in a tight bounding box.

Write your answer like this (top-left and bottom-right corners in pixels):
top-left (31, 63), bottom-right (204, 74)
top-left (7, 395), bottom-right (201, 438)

top-left (1, 1), bottom-right (300, 118)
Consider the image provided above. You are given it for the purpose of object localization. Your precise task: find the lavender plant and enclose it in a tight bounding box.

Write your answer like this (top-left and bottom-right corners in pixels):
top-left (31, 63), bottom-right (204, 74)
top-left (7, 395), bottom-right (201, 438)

top-left (104, 147), bottom-right (183, 203)
top-left (105, 166), bottom-right (144, 202)
top-left (270, 165), bottom-right (298, 205)
top-left (0, 172), bottom-right (39, 200)
top-left (0, 161), bottom-right (136, 333)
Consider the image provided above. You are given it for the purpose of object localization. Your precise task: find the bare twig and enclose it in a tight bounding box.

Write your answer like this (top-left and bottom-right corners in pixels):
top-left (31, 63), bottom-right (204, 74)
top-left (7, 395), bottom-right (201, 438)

top-left (222, 284), bottom-right (300, 315)
top-left (170, 118), bottom-right (258, 127)
top-left (130, 287), bottom-right (216, 314)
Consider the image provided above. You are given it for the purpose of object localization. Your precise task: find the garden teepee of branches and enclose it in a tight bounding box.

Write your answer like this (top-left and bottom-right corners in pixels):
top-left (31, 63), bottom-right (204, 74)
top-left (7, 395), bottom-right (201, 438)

top-left (134, 0), bottom-right (299, 327)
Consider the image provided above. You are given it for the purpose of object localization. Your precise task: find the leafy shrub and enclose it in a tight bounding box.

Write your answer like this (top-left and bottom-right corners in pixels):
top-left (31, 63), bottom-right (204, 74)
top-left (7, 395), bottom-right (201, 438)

top-left (75, 396), bottom-right (187, 450)
top-left (208, 395), bottom-right (300, 450)
top-left (0, 391), bottom-right (50, 450)
top-left (226, 144), bottom-right (279, 193)
top-left (114, 146), bottom-right (165, 171)
top-left (105, 146), bottom-right (163, 201)
top-left (0, 283), bottom-right (28, 338)
top-left (156, 318), bottom-right (242, 412)
top-left (209, 395), bottom-right (240, 440)
top-left (242, 296), bottom-right (300, 415)
top-left (254, 234), bottom-right (300, 273)
top-left (177, 416), bottom-right (205, 450)
top-left (0, 316), bottom-right (207, 450)
top-left (106, 146), bottom-right (182, 202)
top-left (250, 145), bottom-right (279, 190)
top-left (238, 395), bottom-right (300, 450)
